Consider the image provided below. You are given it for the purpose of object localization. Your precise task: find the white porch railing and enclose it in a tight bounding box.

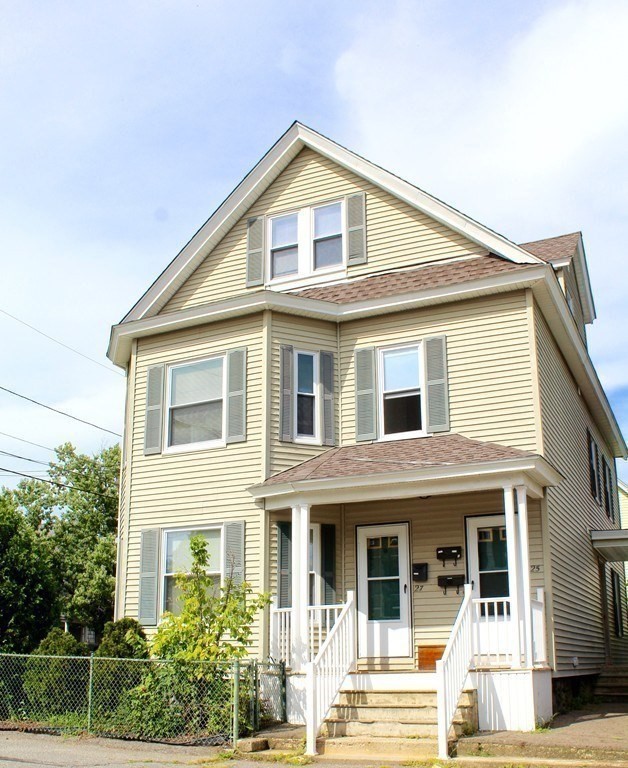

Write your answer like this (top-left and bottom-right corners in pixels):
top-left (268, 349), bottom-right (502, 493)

top-left (270, 604), bottom-right (292, 666)
top-left (305, 591), bottom-right (356, 755)
top-left (472, 597), bottom-right (513, 668)
top-left (436, 584), bottom-right (474, 760)
top-left (531, 588), bottom-right (547, 665)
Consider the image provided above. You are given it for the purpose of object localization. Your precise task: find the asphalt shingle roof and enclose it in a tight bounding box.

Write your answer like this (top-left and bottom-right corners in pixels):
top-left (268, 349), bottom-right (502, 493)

top-left (262, 434), bottom-right (532, 486)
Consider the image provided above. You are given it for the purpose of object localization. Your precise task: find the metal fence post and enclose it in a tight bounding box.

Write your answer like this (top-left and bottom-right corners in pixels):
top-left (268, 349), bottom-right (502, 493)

top-left (87, 654), bottom-right (94, 734)
top-left (279, 660), bottom-right (287, 723)
top-left (232, 659), bottom-right (240, 750)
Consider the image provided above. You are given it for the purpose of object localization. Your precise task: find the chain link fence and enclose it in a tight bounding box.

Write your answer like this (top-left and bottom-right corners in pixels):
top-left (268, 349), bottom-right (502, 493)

top-left (0, 654), bottom-right (285, 746)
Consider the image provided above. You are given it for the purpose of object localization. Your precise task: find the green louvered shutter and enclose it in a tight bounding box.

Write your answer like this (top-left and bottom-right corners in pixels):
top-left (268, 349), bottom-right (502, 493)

top-left (226, 348), bottom-right (247, 443)
top-left (246, 216), bottom-right (265, 287)
top-left (355, 347), bottom-right (377, 441)
top-left (277, 522), bottom-right (292, 608)
top-left (321, 351), bottom-right (335, 446)
top-left (144, 365), bottom-right (165, 455)
top-left (425, 336), bottom-right (450, 433)
top-left (321, 524), bottom-right (336, 605)
top-left (224, 521), bottom-right (245, 584)
top-left (280, 345), bottom-right (294, 442)
top-left (138, 529), bottom-right (160, 626)
top-left (346, 192), bottom-right (367, 265)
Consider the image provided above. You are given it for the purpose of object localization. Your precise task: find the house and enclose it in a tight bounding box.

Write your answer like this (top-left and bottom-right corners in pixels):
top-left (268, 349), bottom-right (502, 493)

top-left (107, 122), bottom-right (628, 758)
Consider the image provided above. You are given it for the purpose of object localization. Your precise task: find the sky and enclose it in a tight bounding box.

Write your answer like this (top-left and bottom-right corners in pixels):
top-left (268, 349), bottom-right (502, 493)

top-left (1, 0), bottom-right (628, 488)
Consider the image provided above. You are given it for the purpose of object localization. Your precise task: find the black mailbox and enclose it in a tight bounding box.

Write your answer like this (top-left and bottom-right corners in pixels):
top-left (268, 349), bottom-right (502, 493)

top-left (437, 574), bottom-right (466, 594)
top-left (412, 562), bottom-right (428, 582)
top-left (436, 546), bottom-right (463, 567)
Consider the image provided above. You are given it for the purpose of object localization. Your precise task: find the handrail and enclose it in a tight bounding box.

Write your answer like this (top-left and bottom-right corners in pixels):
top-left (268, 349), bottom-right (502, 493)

top-left (270, 603), bottom-right (292, 666)
top-left (305, 591), bottom-right (356, 755)
top-left (307, 603), bottom-right (343, 662)
top-left (436, 584), bottom-right (474, 760)
top-left (531, 587), bottom-right (547, 665)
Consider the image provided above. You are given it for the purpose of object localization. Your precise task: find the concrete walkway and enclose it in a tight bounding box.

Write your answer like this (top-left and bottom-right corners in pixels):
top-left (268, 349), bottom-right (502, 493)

top-left (458, 702), bottom-right (628, 763)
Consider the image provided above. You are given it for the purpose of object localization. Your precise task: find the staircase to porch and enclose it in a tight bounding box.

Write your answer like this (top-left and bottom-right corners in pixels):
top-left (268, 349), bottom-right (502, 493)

top-left (595, 664), bottom-right (628, 702)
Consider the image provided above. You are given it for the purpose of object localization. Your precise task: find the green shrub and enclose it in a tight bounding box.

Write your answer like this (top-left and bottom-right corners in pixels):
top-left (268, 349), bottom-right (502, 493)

top-left (34, 628), bottom-right (89, 657)
top-left (95, 618), bottom-right (147, 659)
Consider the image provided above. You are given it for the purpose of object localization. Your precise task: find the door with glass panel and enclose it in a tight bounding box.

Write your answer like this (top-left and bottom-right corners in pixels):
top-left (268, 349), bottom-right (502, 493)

top-left (466, 515), bottom-right (512, 659)
top-left (357, 524), bottom-right (412, 658)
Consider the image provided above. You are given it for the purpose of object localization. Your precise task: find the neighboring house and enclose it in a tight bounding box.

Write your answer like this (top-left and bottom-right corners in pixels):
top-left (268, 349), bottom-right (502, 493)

top-left (108, 122), bottom-right (628, 756)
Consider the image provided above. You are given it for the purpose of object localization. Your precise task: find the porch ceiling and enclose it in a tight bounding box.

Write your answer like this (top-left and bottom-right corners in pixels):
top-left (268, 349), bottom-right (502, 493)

top-left (591, 529), bottom-right (628, 562)
top-left (250, 435), bottom-right (562, 510)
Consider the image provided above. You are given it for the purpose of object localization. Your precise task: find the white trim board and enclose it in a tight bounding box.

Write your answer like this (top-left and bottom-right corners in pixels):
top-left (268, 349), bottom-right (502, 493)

top-left (120, 122), bottom-right (542, 323)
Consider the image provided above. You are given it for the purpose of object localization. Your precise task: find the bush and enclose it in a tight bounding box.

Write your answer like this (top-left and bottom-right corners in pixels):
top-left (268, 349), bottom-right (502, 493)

top-left (34, 628), bottom-right (89, 657)
top-left (95, 618), bottom-right (147, 659)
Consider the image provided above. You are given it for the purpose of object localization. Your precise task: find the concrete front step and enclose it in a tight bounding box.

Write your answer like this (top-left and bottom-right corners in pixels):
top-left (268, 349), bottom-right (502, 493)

top-left (336, 688), bottom-right (475, 708)
top-left (322, 718), bottom-right (468, 738)
top-left (316, 735), bottom-right (442, 759)
top-left (329, 703), bottom-right (475, 724)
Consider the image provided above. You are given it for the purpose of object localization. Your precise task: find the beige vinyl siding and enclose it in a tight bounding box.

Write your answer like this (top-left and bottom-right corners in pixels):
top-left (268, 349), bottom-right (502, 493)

top-left (339, 291), bottom-right (538, 451)
top-left (559, 265), bottom-right (586, 343)
top-left (269, 312), bottom-right (339, 475)
top-left (124, 316), bottom-right (266, 651)
top-left (535, 305), bottom-right (628, 672)
top-left (162, 148), bottom-right (487, 314)
top-left (267, 492), bottom-right (544, 656)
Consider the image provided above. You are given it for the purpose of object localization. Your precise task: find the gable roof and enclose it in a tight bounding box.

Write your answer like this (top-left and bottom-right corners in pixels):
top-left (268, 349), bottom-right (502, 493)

top-left (520, 232), bottom-right (595, 323)
top-left (122, 121), bottom-right (543, 323)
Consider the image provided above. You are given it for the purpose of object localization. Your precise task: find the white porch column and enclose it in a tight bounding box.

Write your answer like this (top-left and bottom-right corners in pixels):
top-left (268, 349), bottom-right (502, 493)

top-left (504, 486), bottom-right (522, 667)
top-left (291, 502), bottom-right (310, 672)
top-left (516, 486), bottom-right (534, 668)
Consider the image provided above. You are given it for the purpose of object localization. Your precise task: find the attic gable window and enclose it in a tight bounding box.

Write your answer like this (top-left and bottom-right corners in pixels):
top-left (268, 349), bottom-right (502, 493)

top-left (267, 199), bottom-right (346, 285)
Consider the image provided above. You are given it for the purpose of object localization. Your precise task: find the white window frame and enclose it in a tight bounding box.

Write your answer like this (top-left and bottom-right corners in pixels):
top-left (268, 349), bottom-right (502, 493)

top-left (309, 523), bottom-right (322, 606)
top-left (266, 199), bottom-right (346, 289)
top-left (294, 350), bottom-right (321, 445)
top-left (163, 354), bottom-right (227, 454)
top-left (161, 525), bottom-right (224, 616)
top-left (377, 343), bottom-right (427, 441)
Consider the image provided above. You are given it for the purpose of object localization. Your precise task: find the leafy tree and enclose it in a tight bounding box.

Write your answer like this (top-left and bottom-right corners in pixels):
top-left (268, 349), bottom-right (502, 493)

top-left (95, 618), bottom-right (147, 659)
top-left (9, 442), bottom-right (120, 635)
top-left (151, 535), bottom-right (270, 661)
top-left (0, 494), bottom-right (58, 652)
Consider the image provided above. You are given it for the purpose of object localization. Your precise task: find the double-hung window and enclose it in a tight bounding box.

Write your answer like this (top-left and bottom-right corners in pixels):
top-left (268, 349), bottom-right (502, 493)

top-left (379, 345), bottom-right (423, 438)
top-left (268, 200), bottom-right (345, 284)
top-left (295, 351), bottom-right (319, 442)
top-left (587, 430), bottom-right (602, 504)
top-left (313, 202), bottom-right (343, 270)
top-left (602, 458), bottom-right (614, 520)
top-left (270, 213), bottom-right (299, 279)
top-left (167, 357), bottom-right (225, 449)
top-left (163, 527), bottom-right (222, 615)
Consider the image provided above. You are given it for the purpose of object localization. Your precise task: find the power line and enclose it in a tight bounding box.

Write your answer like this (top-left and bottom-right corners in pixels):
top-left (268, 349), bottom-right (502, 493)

top-left (0, 449), bottom-right (48, 466)
top-left (0, 448), bottom-right (114, 484)
top-left (0, 307), bottom-right (124, 377)
top-left (0, 466), bottom-right (117, 499)
top-left (0, 385), bottom-right (122, 438)
top-left (0, 431), bottom-right (55, 452)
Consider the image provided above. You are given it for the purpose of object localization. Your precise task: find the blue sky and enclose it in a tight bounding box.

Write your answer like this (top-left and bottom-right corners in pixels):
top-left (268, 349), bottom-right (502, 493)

top-left (1, 0), bottom-right (627, 485)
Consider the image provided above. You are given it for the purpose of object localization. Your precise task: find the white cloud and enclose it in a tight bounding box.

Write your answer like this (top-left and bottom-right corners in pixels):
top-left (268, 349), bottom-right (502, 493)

top-left (334, 0), bottom-right (628, 396)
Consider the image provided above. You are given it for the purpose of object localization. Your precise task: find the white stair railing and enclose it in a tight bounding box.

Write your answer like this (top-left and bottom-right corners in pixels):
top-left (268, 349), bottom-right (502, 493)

top-left (472, 597), bottom-right (513, 667)
top-left (436, 584), bottom-right (474, 760)
top-left (307, 603), bottom-right (343, 662)
top-left (305, 591), bottom-right (356, 755)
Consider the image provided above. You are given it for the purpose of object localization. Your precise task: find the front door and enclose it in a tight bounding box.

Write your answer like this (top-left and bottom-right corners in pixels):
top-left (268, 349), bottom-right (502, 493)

top-left (466, 515), bottom-right (512, 659)
top-left (357, 523), bottom-right (412, 658)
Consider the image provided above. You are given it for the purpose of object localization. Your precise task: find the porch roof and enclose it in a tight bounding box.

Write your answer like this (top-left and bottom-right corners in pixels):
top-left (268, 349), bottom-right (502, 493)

top-left (591, 528), bottom-right (628, 562)
top-left (250, 435), bottom-right (562, 510)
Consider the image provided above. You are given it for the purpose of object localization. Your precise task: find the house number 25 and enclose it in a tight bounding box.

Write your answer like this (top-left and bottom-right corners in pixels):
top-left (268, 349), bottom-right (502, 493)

top-left (530, 564), bottom-right (541, 572)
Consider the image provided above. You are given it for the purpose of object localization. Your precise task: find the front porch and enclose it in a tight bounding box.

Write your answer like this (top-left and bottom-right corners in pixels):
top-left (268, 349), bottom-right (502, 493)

top-left (251, 435), bottom-right (561, 758)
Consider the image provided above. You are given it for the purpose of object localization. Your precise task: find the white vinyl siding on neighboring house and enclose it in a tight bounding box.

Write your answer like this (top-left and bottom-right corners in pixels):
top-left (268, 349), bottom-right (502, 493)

top-left (161, 148), bottom-right (487, 314)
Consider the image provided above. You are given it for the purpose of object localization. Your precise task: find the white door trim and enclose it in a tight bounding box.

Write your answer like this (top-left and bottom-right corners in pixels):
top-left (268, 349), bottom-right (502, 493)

top-left (466, 514), bottom-right (508, 598)
top-left (357, 522), bottom-right (412, 658)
